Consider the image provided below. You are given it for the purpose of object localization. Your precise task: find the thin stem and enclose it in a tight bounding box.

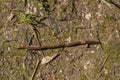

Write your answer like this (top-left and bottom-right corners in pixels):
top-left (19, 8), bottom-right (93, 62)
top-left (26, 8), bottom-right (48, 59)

top-left (18, 40), bottom-right (101, 50)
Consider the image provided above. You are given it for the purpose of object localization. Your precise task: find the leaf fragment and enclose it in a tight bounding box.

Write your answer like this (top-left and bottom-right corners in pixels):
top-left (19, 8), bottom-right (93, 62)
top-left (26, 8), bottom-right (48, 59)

top-left (41, 53), bottom-right (60, 64)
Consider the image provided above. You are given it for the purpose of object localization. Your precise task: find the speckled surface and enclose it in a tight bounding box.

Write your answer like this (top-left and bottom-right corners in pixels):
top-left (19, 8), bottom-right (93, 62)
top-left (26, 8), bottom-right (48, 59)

top-left (0, 0), bottom-right (120, 80)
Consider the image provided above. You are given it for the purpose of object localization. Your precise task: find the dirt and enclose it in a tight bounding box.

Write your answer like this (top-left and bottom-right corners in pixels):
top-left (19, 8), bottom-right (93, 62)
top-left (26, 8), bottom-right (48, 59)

top-left (0, 0), bottom-right (120, 80)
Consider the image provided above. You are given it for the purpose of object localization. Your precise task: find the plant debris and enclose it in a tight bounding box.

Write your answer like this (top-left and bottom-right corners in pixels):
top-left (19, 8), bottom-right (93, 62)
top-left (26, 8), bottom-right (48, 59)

top-left (18, 40), bottom-right (101, 50)
top-left (41, 53), bottom-right (60, 65)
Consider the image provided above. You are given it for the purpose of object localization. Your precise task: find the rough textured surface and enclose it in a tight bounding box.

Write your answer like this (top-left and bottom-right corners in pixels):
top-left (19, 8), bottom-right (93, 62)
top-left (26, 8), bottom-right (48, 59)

top-left (0, 0), bottom-right (120, 80)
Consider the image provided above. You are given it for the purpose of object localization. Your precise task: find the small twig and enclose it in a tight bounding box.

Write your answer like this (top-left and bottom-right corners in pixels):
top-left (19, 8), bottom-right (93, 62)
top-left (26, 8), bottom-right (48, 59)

top-left (31, 59), bottom-right (41, 80)
top-left (96, 55), bottom-right (109, 80)
top-left (18, 40), bottom-right (101, 50)
top-left (29, 25), bottom-right (42, 46)
top-left (101, 0), bottom-right (112, 8)
top-left (83, 73), bottom-right (91, 80)
top-left (109, 0), bottom-right (120, 9)
top-left (98, 55), bottom-right (109, 73)
top-left (29, 25), bottom-right (44, 80)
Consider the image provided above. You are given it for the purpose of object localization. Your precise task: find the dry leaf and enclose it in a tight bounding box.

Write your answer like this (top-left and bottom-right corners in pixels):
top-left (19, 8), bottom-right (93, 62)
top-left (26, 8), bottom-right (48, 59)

top-left (41, 56), bottom-right (52, 64)
top-left (41, 53), bottom-right (60, 65)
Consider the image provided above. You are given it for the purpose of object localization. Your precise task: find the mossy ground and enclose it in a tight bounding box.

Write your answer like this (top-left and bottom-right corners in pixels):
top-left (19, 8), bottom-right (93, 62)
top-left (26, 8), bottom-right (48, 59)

top-left (0, 0), bottom-right (120, 80)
